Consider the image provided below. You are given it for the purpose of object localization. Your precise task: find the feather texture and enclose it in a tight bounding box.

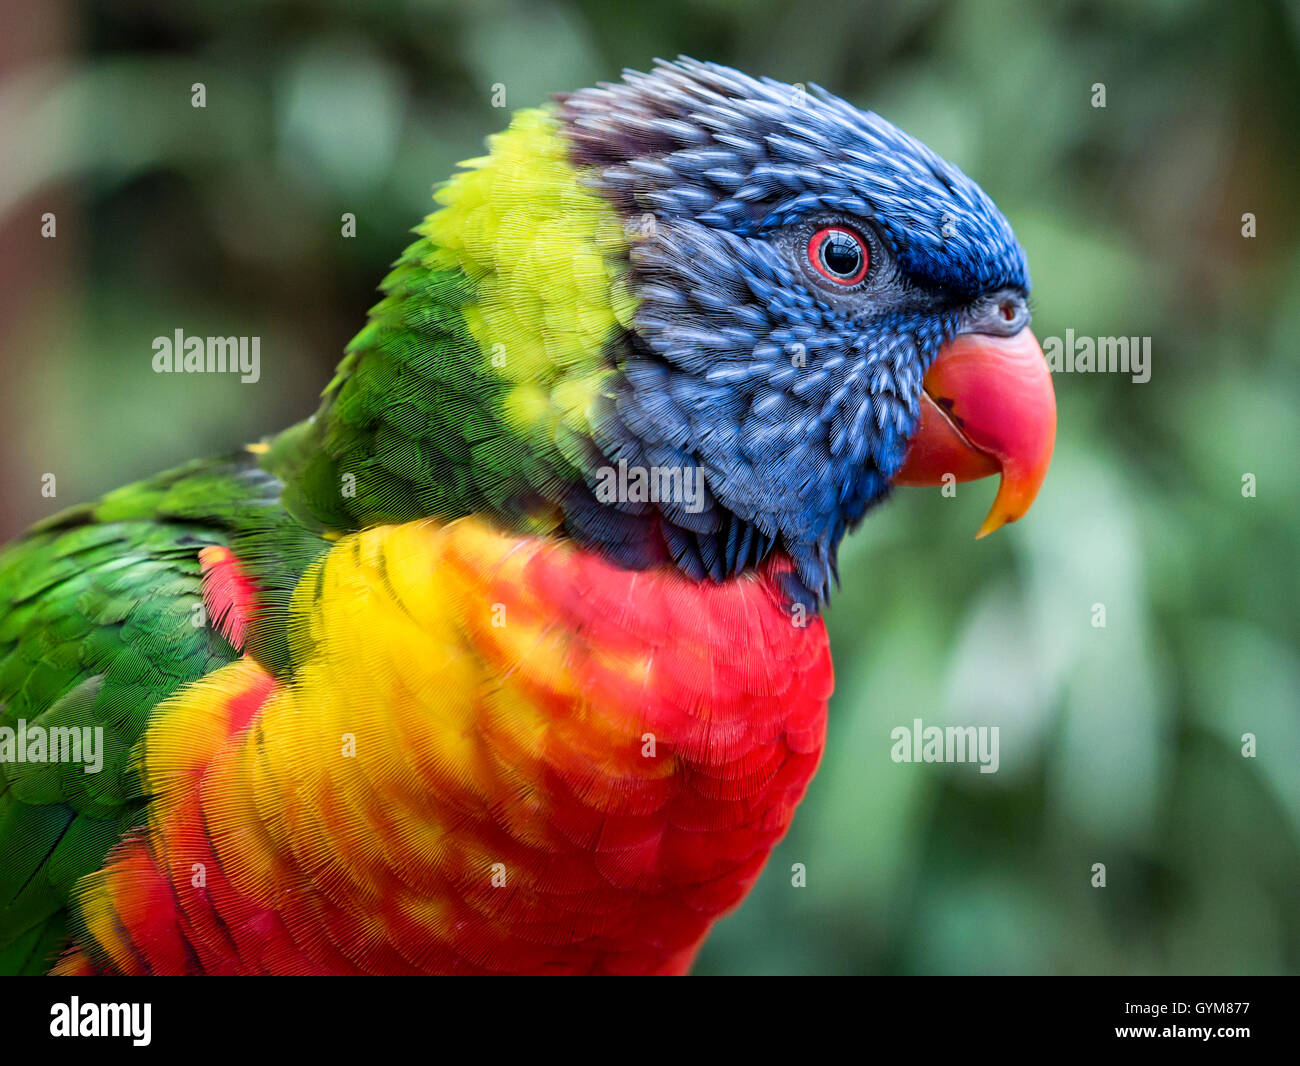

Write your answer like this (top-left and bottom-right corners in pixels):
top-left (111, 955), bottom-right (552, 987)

top-left (57, 518), bottom-right (831, 975)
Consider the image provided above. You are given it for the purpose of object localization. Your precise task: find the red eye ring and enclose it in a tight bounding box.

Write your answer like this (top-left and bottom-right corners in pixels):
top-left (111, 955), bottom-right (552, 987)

top-left (807, 226), bottom-right (869, 286)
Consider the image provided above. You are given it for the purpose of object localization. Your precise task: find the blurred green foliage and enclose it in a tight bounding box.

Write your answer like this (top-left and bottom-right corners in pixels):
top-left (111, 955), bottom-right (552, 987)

top-left (0, 0), bottom-right (1296, 974)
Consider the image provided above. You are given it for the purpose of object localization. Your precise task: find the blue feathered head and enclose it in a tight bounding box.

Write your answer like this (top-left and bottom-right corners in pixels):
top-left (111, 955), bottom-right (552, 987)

top-left (560, 58), bottom-right (1050, 605)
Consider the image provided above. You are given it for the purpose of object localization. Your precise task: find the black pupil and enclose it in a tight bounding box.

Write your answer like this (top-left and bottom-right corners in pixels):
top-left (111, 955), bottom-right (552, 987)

top-left (821, 231), bottom-right (862, 278)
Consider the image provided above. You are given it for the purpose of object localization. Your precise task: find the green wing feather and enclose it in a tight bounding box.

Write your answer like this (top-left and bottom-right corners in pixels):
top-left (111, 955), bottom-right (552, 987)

top-left (0, 454), bottom-right (327, 974)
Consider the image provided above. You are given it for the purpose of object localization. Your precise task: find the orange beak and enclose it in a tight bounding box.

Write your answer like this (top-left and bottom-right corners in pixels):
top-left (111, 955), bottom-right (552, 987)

top-left (891, 328), bottom-right (1056, 538)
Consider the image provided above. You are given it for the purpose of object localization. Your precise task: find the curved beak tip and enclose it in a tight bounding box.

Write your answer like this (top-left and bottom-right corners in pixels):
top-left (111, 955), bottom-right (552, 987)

top-left (893, 328), bottom-right (1056, 539)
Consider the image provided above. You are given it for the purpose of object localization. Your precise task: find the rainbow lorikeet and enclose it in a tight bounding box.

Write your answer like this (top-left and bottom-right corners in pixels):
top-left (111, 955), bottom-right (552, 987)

top-left (0, 58), bottom-right (1054, 976)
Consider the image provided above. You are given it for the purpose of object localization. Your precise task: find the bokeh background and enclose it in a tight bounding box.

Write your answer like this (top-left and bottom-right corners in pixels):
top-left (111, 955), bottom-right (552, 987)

top-left (1, 0), bottom-right (1297, 974)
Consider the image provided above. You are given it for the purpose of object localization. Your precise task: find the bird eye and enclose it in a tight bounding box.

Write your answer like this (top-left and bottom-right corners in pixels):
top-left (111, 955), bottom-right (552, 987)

top-left (807, 226), bottom-right (869, 285)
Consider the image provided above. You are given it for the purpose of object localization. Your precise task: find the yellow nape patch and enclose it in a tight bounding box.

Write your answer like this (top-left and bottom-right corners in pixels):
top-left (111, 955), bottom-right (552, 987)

top-left (417, 108), bottom-right (635, 440)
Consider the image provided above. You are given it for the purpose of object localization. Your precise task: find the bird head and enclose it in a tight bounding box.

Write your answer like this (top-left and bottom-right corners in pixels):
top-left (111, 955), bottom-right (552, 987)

top-left (297, 59), bottom-right (1054, 610)
top-left (558, 58), bottom-right (1055, 602)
